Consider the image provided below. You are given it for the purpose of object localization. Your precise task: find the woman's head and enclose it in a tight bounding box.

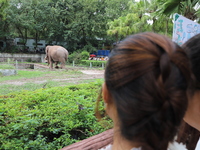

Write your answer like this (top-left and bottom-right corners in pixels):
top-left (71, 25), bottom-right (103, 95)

top-left (182, 33), bottom-right (200, 90)
top-left (103, 32), bottom-right (191, 149)
top-left (178, 33), bottom-right (200, 147)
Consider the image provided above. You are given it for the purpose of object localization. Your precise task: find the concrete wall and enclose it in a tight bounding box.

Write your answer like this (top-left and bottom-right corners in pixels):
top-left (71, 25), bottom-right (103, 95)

top-left (0, 53), bottom-right (46, 63)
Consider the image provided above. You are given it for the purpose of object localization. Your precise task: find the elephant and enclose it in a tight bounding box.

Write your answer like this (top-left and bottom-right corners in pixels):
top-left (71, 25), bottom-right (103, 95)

top-left (45, 45), bottom-right (69, 69)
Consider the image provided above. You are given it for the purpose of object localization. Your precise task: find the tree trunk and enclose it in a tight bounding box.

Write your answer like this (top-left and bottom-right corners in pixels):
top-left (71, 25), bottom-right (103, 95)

top-left (35, 31), bottom-right (38, 48)
top-left (165, 19), bottom-right (168, 35)
top-left (152, 17), bottom-right (156, 32)
top-left (25, 28), bottom-right (28, 48)
top-left (16, 26), bottom-right (27, 52)
top-left (115, 33), bottom-right (118, 44)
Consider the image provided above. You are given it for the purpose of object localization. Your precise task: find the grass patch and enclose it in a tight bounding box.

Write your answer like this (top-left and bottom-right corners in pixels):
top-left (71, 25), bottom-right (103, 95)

top-left (0, 82), bottom-right (62, 95)
top-left (0, 68), bottom-right (104, 95)
top-left (0, 70), bottom-right (48, 82)
top-left (0, 64), bottom-right (15, 69)
top-left (0, 69), bottom-right (83, 82)
top-left (0, 62), bottom-right (104, 95)
top-left (0, 78), bottom-right (103, 95)
top-left (0, 79), bottom-right (104, 95)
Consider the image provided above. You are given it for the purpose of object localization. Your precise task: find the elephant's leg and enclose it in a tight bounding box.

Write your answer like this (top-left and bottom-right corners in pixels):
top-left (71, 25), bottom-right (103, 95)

top-left (49, 57), bottom-right (53, 69)
top-left (55, 62), bottom-right (59, 69)
top-left (44, 56), bottom-right (49, 65)
top-left (60, 58), bottom-right (66, 69)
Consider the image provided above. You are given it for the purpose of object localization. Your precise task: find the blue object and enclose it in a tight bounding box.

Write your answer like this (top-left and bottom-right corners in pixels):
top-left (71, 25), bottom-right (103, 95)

top-left (97, 50), bottom-right (110, 57)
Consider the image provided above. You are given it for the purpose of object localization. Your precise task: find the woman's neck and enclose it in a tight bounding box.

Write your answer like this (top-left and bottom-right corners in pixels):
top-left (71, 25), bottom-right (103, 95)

top-left (112, 127), bottom-right (140, 150)
top-left (184, 91), bottom-right (200, 131)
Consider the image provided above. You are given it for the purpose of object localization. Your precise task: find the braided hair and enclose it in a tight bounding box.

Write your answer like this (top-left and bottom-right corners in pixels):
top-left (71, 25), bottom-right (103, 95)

top-left (104, 32), bottom-right (191, 150)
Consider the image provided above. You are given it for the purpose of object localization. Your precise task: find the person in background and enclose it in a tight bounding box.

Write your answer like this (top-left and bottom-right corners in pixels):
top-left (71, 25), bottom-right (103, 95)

top-left (96, 32), bottom-right (191, 150)
top-left (177, 33), bottom-right (200, 150)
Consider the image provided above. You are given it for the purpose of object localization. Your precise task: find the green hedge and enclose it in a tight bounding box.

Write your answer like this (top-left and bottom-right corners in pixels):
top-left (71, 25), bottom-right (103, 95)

top-left (81, 60), bottom-right (107, 67)
top-left (0, 80), bottom-right (111, 150)
top-left (68, 51), bottom-right (90, 64)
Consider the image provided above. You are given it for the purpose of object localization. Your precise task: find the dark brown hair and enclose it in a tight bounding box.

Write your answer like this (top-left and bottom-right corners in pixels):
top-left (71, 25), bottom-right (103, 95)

top-left (182, 33), bottom-right (200, 90)
top-left (103, 32), bottom-right (191, 150)
top-left (177, 121), bottom-right (200, 150)
top-left (176, 33), bottom-right (200, 150)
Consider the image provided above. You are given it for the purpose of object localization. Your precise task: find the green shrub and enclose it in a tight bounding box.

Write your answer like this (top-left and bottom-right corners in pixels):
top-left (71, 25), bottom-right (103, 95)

top-left (81, 51), bottom-right (89, 60)
top-left (81, 60), bottom-right (107, 67)
top-left (81, 44), bottom-right (96, 53)
top-left (68, 51), bottom-right (89, 65)
top-left (0, 80), bottom-right (111, 150)
top-left (26, 58), bottom-right (32, 62)
top-left (68, 52), bottom-right (82, 64)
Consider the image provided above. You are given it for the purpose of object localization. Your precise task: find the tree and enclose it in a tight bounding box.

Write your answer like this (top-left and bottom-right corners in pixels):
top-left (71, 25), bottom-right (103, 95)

top-left (0, 0), bottom-right (9, 20)
top-left (105, 0), bottom-right (130, 20)
top-left (0, 0), bottom-right (10, 48)
top-left (3, 0), bottom-right (30, 50)
top-left (28, 0), bottom-right (53, 48)
top-left (107, 0), bottom-right (152, 40)
top-left (49, 0), bottom-right (130, 51)
top-left (107, 0), bottom-right (174, 40)
top-left (158, 0), bottom-right (200, 20)
top-left (1, 0), bottom-right (134, 52)
top-left (4, 0), bottom-right (56, 50)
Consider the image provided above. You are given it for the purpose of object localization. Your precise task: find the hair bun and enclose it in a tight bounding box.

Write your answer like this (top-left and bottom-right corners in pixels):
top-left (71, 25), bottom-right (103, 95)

top-left (103, 32), bottom-right (191, 150)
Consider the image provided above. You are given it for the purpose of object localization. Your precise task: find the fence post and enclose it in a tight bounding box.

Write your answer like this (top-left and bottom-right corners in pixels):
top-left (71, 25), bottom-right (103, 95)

top-left (41, 55), bottom-right (44, 63)
top-left (16, 60), bottom-right (18, 70)
top-left (7, 58), bottom-right (10, 64)
top-left (102, 62), bottom-right (104, 69)
top-left (90, 62), bottom-right (92, 68)
top-left (73, 61), bottom-right (75, 67)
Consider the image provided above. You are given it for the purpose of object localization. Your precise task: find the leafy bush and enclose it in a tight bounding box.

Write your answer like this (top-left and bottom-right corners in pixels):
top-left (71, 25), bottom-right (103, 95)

top-left (68, 51), bottom-right (82, 64)
top-left (81, 44), bottom-right (96, 53)
top-left (68, 51), bottom-right (89, 65)
top-left (81, 60), bottom-right (107, 68)
top-left (2, 45), bottom-right (21, 53)
top-left (81, 51), bottom-right (89, 60)
top-left (0, 80), bottom-right (112, 150)
top-left (26, 58), bottom-right (32, 62)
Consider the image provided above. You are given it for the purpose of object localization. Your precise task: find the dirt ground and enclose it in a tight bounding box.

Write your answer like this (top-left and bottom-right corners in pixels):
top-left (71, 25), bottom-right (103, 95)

top-left (1, 68), bottom-right (105, 86)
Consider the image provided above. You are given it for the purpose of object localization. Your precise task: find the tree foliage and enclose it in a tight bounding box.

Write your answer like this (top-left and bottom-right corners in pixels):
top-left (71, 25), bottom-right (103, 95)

top-left (0, 0), bottom-right (9, 20)
top-left (107, 0), bottom-right (173, 41)
top-left (158, 0), bottom-right (200, 20)
top-left (0, 0), bottom-right (131, 52)
top-left (0, 0), bottom-right (199, 53)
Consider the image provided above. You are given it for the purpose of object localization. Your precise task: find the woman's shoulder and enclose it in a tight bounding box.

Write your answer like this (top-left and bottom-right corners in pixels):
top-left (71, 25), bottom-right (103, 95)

top-left (98, 144), bottom-right (140, 150)
top-left (99, 141), bottom-right (188, 150)
top-left (168, 141), bottom-right (188, 150)
top-left (98, 144), bottom-right (112, 150)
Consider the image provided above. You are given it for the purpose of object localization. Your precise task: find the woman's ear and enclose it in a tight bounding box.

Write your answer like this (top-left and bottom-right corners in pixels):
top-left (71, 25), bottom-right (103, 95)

top-left (102, 83), bottom-right (116, 120)
top-left (102, 82), bottom-right (111, 104)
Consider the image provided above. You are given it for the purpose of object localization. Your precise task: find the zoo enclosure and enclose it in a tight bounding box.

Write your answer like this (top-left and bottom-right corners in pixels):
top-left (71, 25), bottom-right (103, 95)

top-left (0, 53), bottom-right (46, 63)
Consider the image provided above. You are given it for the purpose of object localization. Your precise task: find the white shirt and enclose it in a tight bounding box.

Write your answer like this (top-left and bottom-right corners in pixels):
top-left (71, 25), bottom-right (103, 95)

top-left (195, 137), bottom-right (200, 150)
top-left (99, 141), bottom-right (187, 150)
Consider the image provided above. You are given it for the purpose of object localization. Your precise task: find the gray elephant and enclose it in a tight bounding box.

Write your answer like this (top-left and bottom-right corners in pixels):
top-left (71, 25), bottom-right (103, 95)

top-left (45, 45), bottom-right (69, 69)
